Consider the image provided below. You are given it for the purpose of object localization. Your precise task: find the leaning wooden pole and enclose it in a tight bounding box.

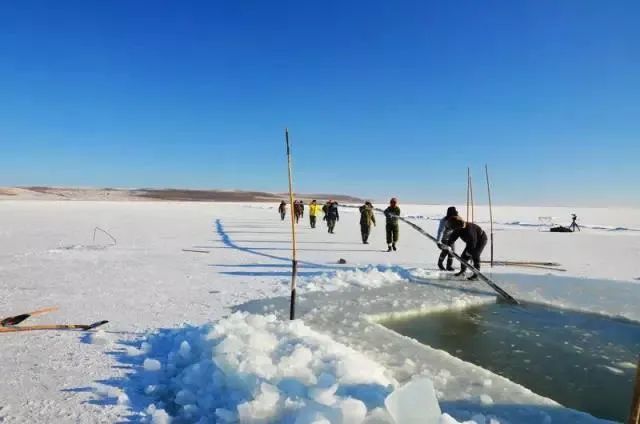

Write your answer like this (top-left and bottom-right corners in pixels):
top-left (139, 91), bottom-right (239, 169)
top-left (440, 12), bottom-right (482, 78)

top-left (485, 164), bottom-right (494, 267)
top-left (285, 129), bottom-right (298, 320)
top-left (629, 357), bottom-right (640, 424)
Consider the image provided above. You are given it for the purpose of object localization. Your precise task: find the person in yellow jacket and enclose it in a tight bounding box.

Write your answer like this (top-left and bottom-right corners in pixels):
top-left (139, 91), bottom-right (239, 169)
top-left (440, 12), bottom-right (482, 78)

top-left (308, 200), bottom-right (321, 228)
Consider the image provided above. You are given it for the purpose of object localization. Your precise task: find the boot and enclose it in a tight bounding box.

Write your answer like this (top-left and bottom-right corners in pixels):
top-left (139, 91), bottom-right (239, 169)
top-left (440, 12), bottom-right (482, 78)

top-left (446, 258), bottom-right (455, 272)
top-left (437, 259), bottom-right (445, 271)
top-left (387, 245), bottom-right (392, 252)
top-left (392, 244), bottom-right (397, 251)
top-left (467, 274), bottom-right (479, 281)
top-left (454, 269), bottom-right (466, 277)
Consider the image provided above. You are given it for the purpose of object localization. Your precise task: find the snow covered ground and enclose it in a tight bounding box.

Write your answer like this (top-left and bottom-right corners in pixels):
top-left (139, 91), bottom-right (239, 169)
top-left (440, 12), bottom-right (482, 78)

top-left (0, 200), bottom-right (639, 423)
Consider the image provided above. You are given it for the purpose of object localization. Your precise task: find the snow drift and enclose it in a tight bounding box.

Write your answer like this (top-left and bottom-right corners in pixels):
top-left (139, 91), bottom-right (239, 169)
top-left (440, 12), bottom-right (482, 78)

top-left (293, 266), bottom-right (408, 293)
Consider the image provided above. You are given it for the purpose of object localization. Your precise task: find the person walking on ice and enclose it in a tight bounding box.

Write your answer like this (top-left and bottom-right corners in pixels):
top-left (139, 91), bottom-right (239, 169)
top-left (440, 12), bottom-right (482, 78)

top-left (384, 198), bottom-right (400, 251)
top-left (293, 201), bottom-right (303, 224)
top-left (278, 201), bottom-right (286, 221)
top-left (445, 216), bottom-right (488, 280)
top-left (308, 200), bottom-right (320, 228)
top-left (436, 206), bottom-right (459, 271)
top-left (359, 201), bottom-right (376, 244)
top-left (325, 200), bottom-right (339, 234)
top-left (322, 201), bottom-right (329, 218)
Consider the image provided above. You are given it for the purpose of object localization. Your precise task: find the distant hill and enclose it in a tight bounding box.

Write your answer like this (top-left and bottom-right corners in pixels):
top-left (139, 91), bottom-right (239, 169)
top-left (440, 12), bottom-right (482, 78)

top-left (0, 187), bottom-right (365, 203)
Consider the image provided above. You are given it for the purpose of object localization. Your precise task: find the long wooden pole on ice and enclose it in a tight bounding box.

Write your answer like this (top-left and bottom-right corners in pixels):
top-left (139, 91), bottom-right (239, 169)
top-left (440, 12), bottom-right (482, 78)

top-left (485, 164), bottom-right (494, 267)
top-left (285, 129), bottom-right (298, 320)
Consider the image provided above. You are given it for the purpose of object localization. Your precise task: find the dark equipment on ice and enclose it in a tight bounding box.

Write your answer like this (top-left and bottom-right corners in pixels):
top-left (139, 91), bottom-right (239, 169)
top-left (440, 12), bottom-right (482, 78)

top-left (550, 214), bottom-right (580, 233)
top-left (550, 226), bottom-right (573, 233)
top-left (569, 214), bottom-right (580, 232)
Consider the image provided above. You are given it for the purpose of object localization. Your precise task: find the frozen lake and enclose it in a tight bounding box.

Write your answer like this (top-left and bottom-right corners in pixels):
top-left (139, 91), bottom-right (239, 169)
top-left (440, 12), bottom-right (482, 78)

top-left (1, 200), bottom-right (639, 423)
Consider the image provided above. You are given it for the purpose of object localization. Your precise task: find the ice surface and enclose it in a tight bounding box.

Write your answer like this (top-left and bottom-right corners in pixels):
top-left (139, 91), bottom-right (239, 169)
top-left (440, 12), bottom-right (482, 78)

top-left (128, 312), bottom-right (415, 423)
top-left (144, 359), bottom-right (162, 372)
top-left (439, 414), bottom-right (462, 424)
top-left (1, 201), bottom-right (638, 423)
top-left (236, 270), bottom-right (626, 422)
top-left (384, 377), bottom-right (442, 424)
top-left (293, 266), bottom-right (407, 293)
top-left (146, 405), bottom-right (171, 424)
top-left (88, 329), bottom-right (112, 346)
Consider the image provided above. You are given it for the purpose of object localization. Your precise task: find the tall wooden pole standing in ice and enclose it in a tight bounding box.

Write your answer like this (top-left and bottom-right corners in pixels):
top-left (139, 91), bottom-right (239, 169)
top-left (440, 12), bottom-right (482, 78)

top-left (468, 168), bottom-right (475, 223)
top-left (485, 164), bottom-right (494, 267)
top-left (285, 129), bottom-right (298, 320)
top-left (466, 168), bottom-right (470, 222)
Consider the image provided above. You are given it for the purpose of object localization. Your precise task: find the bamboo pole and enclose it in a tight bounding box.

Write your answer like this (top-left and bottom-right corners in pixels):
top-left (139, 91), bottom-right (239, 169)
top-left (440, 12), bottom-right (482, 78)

top-left (466, 168), bottom-right (470, 222)
top-left (285, 129), bottom-right (298, 320)
top-left (629, 357), bottom-right (640, 424)
top-left (469, 169), bottom-right (475, 223)
top-left (485, 164), bottom-right (494, 267)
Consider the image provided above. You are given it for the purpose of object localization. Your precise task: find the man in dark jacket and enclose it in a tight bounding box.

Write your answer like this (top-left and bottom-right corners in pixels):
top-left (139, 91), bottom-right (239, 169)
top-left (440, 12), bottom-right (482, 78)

top-left (436, 206), bottom-right (459, 271)
top-left (445, 217), bottom-right (488, 280)
top-left (278, 201), bottom-right (286, 221)
top-left (359, 201), bottom-right (376, 244)
top-left (293, 201), bottom-right (303, 224)
top-left (325, 201), bottom-right (339, 234)
top-left (383, 198), bottom-right (400, 251)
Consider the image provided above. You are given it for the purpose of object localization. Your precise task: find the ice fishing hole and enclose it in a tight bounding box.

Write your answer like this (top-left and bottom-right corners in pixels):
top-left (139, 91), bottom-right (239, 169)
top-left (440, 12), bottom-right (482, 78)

top-left (381, 302), bottom-right (640, 422)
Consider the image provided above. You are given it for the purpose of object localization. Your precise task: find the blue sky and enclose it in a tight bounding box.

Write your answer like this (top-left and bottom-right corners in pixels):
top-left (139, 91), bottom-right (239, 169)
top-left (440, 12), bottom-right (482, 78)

top-left (0, 1), bottom-right (638, 206)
